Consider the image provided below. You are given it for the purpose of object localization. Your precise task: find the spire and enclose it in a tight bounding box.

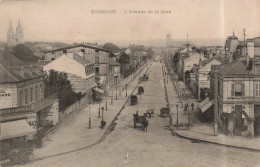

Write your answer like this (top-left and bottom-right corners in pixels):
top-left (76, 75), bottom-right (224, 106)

top-left (18, 18), bottom-right (21, 26)
top-left (233, 28), bottom-right (235, 36)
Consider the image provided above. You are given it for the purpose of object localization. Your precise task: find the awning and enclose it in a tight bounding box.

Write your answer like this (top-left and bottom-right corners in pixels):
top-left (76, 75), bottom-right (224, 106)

top-left (0, 119), bottom-right (36, 140)
top-left (93, 87), bottom-right (104, 94)
top-left (199, 97), bottom-right (213, 113)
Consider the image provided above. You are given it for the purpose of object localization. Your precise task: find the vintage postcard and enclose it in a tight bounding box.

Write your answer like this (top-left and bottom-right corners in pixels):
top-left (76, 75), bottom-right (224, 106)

top-left (0, 0), bottom-right (259, 166)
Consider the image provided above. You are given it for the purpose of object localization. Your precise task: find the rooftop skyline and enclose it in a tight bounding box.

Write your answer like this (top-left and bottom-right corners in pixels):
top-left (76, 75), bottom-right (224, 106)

top-left (0, 0), bottom-right (259, 45)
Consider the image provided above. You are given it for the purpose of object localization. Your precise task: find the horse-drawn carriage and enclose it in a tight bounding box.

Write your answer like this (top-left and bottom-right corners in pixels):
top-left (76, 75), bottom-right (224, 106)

top-left (133, 113), bottom-right (148, 132)
top-left (160, 107), bottom-right (170, 117)
top-left (138, 86), bottom-right (144, 94)
top-left (139, 74), bottom-right (149, 82)
top-left (130, 95), bottom-right (138, 105)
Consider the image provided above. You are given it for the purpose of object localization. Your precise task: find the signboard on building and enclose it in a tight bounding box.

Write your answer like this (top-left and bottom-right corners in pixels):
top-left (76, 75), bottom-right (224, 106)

top-left (0, 87), bottom-right (12, 109)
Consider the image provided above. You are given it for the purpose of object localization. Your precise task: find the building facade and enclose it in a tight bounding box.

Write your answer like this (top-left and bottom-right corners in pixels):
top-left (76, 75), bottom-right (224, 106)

top-left (0, 50), bottom-right (59, 142)
top-left (214, 57), bottom-right (260, 137)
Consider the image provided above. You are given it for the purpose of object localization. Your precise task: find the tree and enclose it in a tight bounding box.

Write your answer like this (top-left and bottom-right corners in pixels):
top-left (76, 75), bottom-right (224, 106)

top-left (44, 70), bottom-right (84, 111)
top-left (118, 53), bottom-right (129, 64)
top-left (103, 43), bottom-right (121, 53)
top-left (12, 44), bottom-right (38, 63)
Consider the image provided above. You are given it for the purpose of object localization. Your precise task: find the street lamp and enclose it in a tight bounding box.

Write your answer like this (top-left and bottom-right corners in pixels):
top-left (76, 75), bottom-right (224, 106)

top-left (176, 104), bottom-right (179, 125)
top-left (111, 88), bottom-right (113, 105)
top-left (101, 106), bottom-right (106, 128)
top-left (116, 86), bottom-right (118, 100)
top-left (105, 90), bottom-right (108, 111)
top-left (101, 107), bottom-right (104, 122)
top-left (88, 104), bottom-right (92, 129)
top-left (96, 85), bottom-right (101, 118)
top-left (125, 84), bottom-right (128, 97)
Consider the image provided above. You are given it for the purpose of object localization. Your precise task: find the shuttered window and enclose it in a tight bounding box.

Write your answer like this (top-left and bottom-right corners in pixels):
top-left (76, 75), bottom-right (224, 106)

top-left (231, 83), bottom-right (235, 97)
top-left (232, 83), bottom-right (244, 97)
top-left (256, 83), bottom-right (260, 97)
top-left (242, 83), bottom-right (245, 96)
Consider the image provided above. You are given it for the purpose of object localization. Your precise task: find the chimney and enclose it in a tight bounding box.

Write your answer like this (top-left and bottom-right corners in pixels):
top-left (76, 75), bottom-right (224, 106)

top-left (21, 66), bottom-right (24, 78)
top-left (29, 65), bottom-right (32, 76)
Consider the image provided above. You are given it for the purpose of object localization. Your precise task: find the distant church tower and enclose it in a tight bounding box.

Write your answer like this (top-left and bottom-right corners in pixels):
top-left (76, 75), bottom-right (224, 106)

top-left (7, 19), bottom-right (24, 46)
top-left (166, 34), bottom-right (172, 47)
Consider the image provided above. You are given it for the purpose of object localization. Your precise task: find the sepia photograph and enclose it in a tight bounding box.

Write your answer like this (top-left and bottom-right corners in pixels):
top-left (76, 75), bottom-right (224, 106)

top-left (0, 0), bottom-right (259, 166)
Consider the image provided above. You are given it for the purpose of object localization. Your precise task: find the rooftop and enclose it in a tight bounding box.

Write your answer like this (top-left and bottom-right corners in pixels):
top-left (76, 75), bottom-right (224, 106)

top-left (44, 44), bottom-right (108, 53)
top-left (109, 58), bottom-right (121, 66)
top-left (0, 50), bottom-right (45, 83)
top-left (217, 59), bottom-right (252, 77)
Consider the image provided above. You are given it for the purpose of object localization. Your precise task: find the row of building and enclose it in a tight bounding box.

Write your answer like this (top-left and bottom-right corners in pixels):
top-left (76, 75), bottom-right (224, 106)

top-left (0, 43), bottom-right (150, 143)
top-left (165, 33), bottom-right (260, 137)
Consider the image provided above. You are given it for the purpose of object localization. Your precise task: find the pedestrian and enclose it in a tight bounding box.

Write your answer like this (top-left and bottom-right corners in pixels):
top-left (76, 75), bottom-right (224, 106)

top-left (191, 103), bottom-right (194, 111)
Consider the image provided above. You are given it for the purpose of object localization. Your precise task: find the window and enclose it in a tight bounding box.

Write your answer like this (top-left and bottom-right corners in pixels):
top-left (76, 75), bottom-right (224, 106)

top-left (95, 67), bottom-right (99, 74)
top-left (35, 86), bottom-right (38, 101)
top-left (19, 90), bottom-right (23, 106)
top-left (255, 65), bottom-right (260, 74)
top-left (39, 85), bottom-right (42, 98)
top-left (95, 57), bottom-right (99, 63)
top-left (231, 83), bottom-right (244, 97)
top-left (256, 82), bottom-right (260, 97)
top-left (85, 66), bottom-right (89, 75)
top-left (31, 87), bottom-right (33, 102)
top-left (25, 89), bottom-right (28, 104)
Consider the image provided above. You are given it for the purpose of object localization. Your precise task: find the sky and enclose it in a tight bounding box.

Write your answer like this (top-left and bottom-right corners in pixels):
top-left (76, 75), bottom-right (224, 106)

top-left (0, 0), bottom-right (259, 45)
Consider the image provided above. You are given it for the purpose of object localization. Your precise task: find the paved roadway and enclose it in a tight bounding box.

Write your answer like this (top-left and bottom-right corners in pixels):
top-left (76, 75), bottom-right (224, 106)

top-left (21, 60), bottom-right (260, 167)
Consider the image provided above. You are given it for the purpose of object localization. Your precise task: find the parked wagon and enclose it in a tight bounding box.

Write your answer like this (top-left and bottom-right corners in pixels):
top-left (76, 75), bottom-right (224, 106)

top-left (133, 112), bottom-right (148, 132)
top-left (138, 86), bottom-right (144, 94)
top-left (139, 74), bottom-right (149, 82)
top-left (160, 107), bottom-right (170, 117)
top-left (146, 109), bottom-right (154, 118)
top-left (130, 95), bottom-right (138, 105)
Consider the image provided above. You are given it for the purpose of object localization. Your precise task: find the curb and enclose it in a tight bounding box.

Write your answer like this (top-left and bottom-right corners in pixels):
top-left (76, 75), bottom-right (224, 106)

top-left (174, 131), bottom-right (260, 152)
top-left (28, 61), bottom-right (152, 163)
top-left (98, 62), bottom-right (151, 143)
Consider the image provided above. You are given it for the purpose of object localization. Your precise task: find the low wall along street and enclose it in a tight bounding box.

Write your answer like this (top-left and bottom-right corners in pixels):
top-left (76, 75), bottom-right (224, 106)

top-left (58, 60), bottom-right (150, 125)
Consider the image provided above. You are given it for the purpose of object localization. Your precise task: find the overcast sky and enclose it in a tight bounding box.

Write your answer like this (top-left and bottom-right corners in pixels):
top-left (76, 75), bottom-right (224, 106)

top-left (0, 0), bottom-right (259, 44)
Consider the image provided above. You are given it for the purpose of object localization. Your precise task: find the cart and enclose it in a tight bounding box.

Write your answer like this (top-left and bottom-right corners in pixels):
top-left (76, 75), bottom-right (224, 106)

top-left (130, 95), bottom-right (138, 105)
top-left (133, 113), bottom-right (148, 132)
top-left (138, 86), bottom-right (144, 94)
top-left (160, 107), bottom-right (170, 117)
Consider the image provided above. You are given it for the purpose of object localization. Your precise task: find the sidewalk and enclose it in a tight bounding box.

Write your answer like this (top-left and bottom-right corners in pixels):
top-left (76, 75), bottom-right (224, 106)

top-left (163, 63), bottom-right (260, 152)
top-left (32, 61), bottom-right (152, 159)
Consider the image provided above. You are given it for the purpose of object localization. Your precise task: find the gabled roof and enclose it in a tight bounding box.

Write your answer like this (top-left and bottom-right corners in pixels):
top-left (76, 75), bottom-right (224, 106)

top-left (0, 50), bottom-right (45, 83)
top-left (0, 64), bottom-right (18, 83)
top-left (44, 44), bottom-right (108, 53)
top-left (217, 59), bottom-right (251, 77)
top-left (109, 58), bottom-right (121, 66)
top-left (73, 54), bottom-right (92, 65)
top-left (199, 58), bottom-right (221, 72)
top-left (0, 50), bottom-right (25, 67)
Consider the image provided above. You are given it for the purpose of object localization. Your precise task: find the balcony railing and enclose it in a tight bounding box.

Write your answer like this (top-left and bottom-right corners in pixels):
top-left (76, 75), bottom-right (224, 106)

top-left (0, 94), bottom-right (57, 117)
